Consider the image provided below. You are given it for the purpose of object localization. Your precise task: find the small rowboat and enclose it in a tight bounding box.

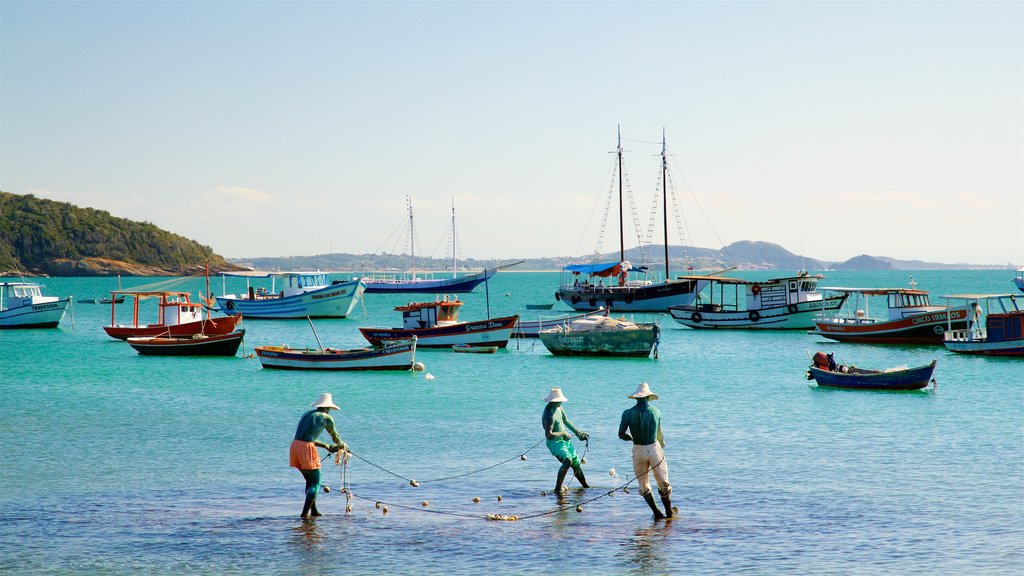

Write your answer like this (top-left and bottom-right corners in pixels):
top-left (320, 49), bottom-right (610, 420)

top-left (452, 344), bottom-right (498, 353)
top-left (525, 303), bottom-right (554, 310)
top-left (806, 359), bottom-right (937, 391)
top-left (127, 330), bottom-right (245, 356)
top-left (255, 338), bottom-right (417, 371)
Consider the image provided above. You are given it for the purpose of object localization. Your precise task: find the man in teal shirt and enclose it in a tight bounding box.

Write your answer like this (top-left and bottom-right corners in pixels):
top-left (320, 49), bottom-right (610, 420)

top-left (618, 382), bottom-right (672, 519)
top-left (542, 388), bottom-right (590, 493)
top-left (289, 393), bottom-right (346, 518)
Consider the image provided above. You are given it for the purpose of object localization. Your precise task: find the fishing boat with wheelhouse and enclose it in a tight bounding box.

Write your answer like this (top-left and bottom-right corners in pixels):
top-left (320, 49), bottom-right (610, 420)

top-left (668, 271), bottom-right (847, 329)
top-left (942, 293), bottom-right (1024, 357)
top-left (0, 281), bottom-right (71, 329)
top-left (809, 279), bottom-right (972, 345)
top-left (359, 296), bottom-right (518, 348)
top-left (215, 271), bottom-right (364, 319)
top-left (103, 290), bottom-right (242, 340)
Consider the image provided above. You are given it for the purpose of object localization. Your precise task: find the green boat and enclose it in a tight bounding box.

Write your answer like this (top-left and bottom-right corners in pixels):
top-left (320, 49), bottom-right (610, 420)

top-left (538, 314), bottom-right (660, 357)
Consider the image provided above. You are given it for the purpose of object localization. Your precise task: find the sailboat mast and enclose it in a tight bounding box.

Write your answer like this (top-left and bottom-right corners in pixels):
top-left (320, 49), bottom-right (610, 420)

top-left (617, 125), bottom-right (625, 263)
top-left (408, 196), bottom-right (416, 279)
top-left (662, 129), bottom-right (669, 281)
top-left (451, 198), bottom-right (457, 279)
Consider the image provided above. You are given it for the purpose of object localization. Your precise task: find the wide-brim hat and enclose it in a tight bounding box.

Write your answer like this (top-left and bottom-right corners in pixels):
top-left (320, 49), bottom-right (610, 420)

top-left (542, 387), bottom-right (568, 403)
top-left (628, 382), bottom-right (659, 400)
top-left (310, 392), bottom-right (340, 410)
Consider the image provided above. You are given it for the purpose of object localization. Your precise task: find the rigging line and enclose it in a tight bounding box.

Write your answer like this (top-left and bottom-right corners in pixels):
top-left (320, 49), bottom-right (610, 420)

top-left (573, 160), bottom-right (617, 259)
top-left (345, 438), bottom-right (546, 485)
top-left (667, 151), bottom-right (731, 263)
top-left (619, 136), bottom-right (665, 146)
top-left (517, 455), bottom-right (665, 520)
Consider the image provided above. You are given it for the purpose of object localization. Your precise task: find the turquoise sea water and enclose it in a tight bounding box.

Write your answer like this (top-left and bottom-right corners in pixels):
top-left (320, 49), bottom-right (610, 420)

top-left (1, 270), bottom-right (1021, 575)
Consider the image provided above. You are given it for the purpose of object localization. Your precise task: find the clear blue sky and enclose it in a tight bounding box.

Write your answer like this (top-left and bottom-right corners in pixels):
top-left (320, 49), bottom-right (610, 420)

top-left (2, 1), bottom-right (1021, 266)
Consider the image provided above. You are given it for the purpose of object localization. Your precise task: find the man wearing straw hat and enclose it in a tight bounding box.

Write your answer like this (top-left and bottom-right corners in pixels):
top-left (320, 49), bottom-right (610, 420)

top-left (618, 382), bottom-right (673, 519)
top-left (290, 393), bottom-right (346, 518)
top-left (542, 387), bottom-right (590, 493)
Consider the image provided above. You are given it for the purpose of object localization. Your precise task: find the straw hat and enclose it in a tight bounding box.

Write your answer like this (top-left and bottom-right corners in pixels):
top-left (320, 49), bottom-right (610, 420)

top-left (542, 387), bottom-right (568, 403)
top-left (628, 382), bottom-right (659, 400)
top-left (310, 392), bottom-right (340, 410)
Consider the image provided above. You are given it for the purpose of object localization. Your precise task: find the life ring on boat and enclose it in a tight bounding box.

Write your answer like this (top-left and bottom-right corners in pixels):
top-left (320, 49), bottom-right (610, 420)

top-left (224, 300), bottom-right (234, 310)
top-left (555, 292), bottom-right (561, 301)
top-left (691, 312), bottom-right (702, 323)
top-left (624, 294), bottom-right (634, 304)
top-left (571, 295), bottom-right (579, 304)
top-left (788, 304), bottom-right (798, 314)
top-left (605, 299), bottom-right (614, 310)
top-left (751, 285), bottom-right (761, 296)
top-left (588, 298), bottom-right (597, 307)
top-left (748, 310), bottom-right (760, 322)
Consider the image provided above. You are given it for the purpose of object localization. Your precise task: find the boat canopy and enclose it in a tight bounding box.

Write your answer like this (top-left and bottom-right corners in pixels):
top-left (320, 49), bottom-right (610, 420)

top-left (219, 271), bottom-right (325, 278)
top-left (818, 287), bottom-right (929, 296)
top-left (562, 261), bottom-right (632, 277)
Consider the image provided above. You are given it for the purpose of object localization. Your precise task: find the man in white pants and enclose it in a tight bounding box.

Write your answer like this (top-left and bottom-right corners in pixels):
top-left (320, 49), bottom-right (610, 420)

top-left (618, 382), bottom-right (672, 519)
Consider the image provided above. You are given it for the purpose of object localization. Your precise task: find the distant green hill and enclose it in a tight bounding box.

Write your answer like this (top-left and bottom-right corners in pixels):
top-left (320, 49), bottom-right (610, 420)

top-left (0, 191), bottom-right (243, 276)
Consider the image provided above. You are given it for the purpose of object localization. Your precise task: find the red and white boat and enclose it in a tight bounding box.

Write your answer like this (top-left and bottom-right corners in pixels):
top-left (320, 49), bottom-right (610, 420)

top-left (810, 280), bottom-right (971, 345)
top-left (942, 294), bottom-right (1024, 357)
top-left (359, 296), bottom-right (518, 348)
top-left (104, 290), bottom-right (242, 340)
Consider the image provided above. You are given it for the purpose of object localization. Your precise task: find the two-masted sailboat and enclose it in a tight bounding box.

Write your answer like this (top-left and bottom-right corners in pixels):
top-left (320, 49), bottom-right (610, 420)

top-left (555, 128), bottom-right (699, 312)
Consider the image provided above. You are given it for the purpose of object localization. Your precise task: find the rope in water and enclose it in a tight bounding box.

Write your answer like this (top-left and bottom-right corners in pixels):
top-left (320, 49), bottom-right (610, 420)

top-left (345, 437), bottom-right (546, 484)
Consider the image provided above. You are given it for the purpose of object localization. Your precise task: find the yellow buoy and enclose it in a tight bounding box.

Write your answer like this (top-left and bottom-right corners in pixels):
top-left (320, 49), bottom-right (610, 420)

top-left (322, 485), bottom-right (331, 493)
top-left (576, 505), bottom-right (583, 513)
top-left (409, 479), bottom-right (419, 487)
top-left (382, 506), bottom-right (389, 515)
top-left (345, 504), bottom-right (352, 513)
top-left (421, 501), bottom-right (429, 507)
top-left (581, 458), bottom-right (587, 465)
top-left (497, 495), bottom-right (503, 501)
top-left (472, 497), bottom-right (481, 503)
top-left (375, 501), bottom-right (381, 509)
top-left (520, 454), bottom-right (527, 461)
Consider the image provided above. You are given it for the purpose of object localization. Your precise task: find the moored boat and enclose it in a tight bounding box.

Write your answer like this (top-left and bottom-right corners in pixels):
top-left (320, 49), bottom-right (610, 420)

top-left (942, 294), bottom-right (1024, 357)
top-left (216, 272), bottom-right (364, 319)
top-left (255, 338), bottom-right (417, 370)
top-left (668, 272), bottom-right (847, 329)
top-left (513, 309), bottom-right (608, 338)
top-left (127, 330), bottom-right (245, 356)
top-left (0, 281), bottom-right (71, 329)
top-left (805, 353), bottom-right (937, 390)
top-left (810, 279), bottom-right (971, 344)
top-left (358, 296), bottom-right (518, 348)
top-left (538, 314), bottom-right (660, 358)
top-left (1014, 267), bottom-right (1024, 293)
top-left (453, 344), bottom-right (498, 353)
top-left (103, 290), bottom-right (242, 340)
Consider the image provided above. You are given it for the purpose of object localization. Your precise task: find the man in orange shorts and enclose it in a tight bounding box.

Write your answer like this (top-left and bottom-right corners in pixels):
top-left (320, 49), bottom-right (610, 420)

top-left (290, 393), bottom-right (345, 518)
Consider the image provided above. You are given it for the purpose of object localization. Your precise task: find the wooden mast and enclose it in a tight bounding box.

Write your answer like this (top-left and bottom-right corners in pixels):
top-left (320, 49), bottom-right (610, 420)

top-left (661, 128), bottom-right (669, 281)
top-left (407, 195), bottom-right (416, 280)
top-left (617, 125), bottom-right (625, 263)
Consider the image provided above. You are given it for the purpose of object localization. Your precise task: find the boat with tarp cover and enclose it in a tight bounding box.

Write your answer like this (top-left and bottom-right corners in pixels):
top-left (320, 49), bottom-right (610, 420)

top-left (538, 313), bottom-right (660, 357)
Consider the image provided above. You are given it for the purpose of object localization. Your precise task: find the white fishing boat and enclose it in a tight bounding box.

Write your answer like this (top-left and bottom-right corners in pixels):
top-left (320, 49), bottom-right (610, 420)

top-left (216, 272), bottom-right (365, 319)
top-left (668, 272), bottom-right (847, 329)
top-left (942, 294), bottom-right (1024, 357)
top-left (256, 338), bottom-right (418, 370)
top-left (0, 281), bottom-right (71, 329)
top-left (1014, 267), bottom-right (1024, 293)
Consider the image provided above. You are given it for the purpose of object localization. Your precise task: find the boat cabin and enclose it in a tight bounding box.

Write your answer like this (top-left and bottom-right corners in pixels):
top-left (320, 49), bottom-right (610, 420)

top-left (394, 297), bottom-right (463, 329)
top-left (685, 273), bottom-right (824, 313)
top-left (110, 291), bottom-right (202, 328)
top-left (943, 294), bottom-right (1023, 345)
top-left (220, 271), bottom-right (332, 300)
top-left (0, 282), bottom-right (54, 309)
top-left (818, 282), bottom-right (945, 324)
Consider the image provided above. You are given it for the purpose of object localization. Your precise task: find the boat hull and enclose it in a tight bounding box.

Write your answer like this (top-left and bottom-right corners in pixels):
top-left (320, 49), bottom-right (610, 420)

top-left (216, 280), bottom-right (364, 319)
top-left (556, 279), bottom-right (699, 313)
top-left (944, 339), bottom-right (1024, 356)
top-left (104, 314), bottom-right (242, 340)
top-left (0, 299), bottom-right (70, 329)
top-left (362, 269), bottom-right (496, 294)
top-left (255, 340), bottom-right (417, 370)
top-left (359, 315), bottom-right (519, 348)
top-left (128, 330), bottom-right (245, 356)
top-left (811, 307), bottom-right (971, 344)
top-left (669, 296), bottom-right (847, 330)
top-left (808, 361), bottom-right (937, 390)
top-left (538, 326), bottom-right (658, 357)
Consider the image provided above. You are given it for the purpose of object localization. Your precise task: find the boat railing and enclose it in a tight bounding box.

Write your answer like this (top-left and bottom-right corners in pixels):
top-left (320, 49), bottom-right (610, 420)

top-left (945, 327), bottom-right (985, 343)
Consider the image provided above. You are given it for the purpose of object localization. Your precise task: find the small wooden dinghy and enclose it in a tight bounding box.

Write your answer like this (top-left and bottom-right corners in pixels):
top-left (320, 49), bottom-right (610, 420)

top-left (127, 330), bottom-right (245, 356)
top-left (452, 344), bottom-right (498, 353)
top-left (806, 353), bottom-right (937, 390)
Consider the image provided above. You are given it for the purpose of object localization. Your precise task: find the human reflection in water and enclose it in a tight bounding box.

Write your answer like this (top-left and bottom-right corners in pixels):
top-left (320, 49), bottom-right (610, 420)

top-left (628, 520), bottom-right (676, 576)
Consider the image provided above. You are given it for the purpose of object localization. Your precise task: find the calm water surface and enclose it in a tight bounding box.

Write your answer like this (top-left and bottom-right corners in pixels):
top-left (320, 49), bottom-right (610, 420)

top-left (1, 271), bottom-right (1021, 574)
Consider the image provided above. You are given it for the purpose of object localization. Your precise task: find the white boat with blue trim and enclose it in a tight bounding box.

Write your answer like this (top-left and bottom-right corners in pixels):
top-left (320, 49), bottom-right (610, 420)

top-left (0, 281), bottom-right (71, 329)
top-left (216, 272), bottom-right (365, 319)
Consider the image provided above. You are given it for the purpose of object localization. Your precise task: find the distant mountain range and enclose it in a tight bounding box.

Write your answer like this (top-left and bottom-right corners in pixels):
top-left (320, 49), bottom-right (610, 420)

top-left (1, 191), bottom-right (1010, 276)
top-left (231, 241), bottom-right (1010, 273)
